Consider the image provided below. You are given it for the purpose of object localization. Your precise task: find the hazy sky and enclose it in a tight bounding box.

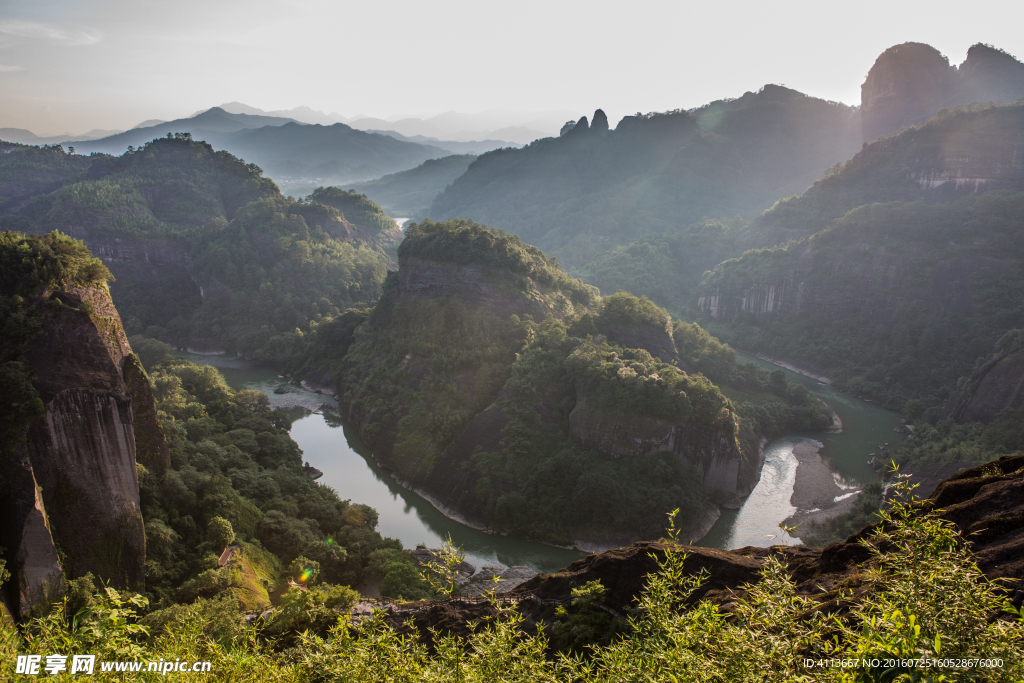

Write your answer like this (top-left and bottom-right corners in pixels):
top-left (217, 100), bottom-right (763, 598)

top-left (2, 0), bottom-right (1023, 135)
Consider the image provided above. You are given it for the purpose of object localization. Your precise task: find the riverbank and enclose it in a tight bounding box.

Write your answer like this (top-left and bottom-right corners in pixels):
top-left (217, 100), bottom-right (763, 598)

top-left (784, 440), bottom-right (860, 534)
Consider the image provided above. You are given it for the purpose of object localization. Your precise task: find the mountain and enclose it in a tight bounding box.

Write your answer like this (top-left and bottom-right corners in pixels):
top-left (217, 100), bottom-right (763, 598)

top-left (208, 102), bottom-right (564, 144)
top-left (752, 102), bottom-right (1024, 247)
top-left (695, 103), bottom-right (1024, 411)
top-left (428, 87), bottom-right (863, 270)
top-left (345, 154), bottom-right (478, 216)
top-left (345, 111), bottom-right (561, 145)
top-left (0, 128), bottom-right (123, 145)
top-left (60, 108), bottom-right (453, 187)
top-left (199, 101), bottom-right (349, 126)
top-left (862, 42), bottom-right (1024, 142)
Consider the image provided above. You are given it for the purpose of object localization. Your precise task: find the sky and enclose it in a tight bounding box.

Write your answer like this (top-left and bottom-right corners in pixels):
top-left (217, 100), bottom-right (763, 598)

top-left (2, 0), bottom-right (1023, 136)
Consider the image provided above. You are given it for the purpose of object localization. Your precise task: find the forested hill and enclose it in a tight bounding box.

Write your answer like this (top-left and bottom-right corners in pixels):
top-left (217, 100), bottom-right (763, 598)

top-left (0, 136), bottom-right (398, 361)
top-left (305, 219), bottom-right (830, 547)
top-left (4, 134), bottom-right (280, 237)
top-left (427, 85), bottom-right (863, 269)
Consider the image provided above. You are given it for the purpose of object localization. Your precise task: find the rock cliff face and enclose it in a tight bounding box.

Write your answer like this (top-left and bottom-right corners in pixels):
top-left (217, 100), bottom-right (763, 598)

top-left (861, 43), bottom-right (955, 142)
top-left (944, 331), bottom-right (1024, 423)
top-left (1, 284), bottom-right (166, 617)
top-left (862, 42), bottom-right (1024, 143)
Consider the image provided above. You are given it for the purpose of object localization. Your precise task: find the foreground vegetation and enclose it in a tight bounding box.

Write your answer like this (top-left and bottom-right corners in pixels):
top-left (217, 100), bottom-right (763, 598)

top-left (3, 481), bottom-right (1021, 681)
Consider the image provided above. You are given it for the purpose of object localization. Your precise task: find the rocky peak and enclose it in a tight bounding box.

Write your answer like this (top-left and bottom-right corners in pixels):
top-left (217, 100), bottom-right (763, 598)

top-left (591, 109), bottom-right (609, 134)
top-left (956, 43), bottom-right (1024, 105)
top-left (569, 116), bottom-right (590, 134)
top-left (861, 42), bottom-right (953, 142)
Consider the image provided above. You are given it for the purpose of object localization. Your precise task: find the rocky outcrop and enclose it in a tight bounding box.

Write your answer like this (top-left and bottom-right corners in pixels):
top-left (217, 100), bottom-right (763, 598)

top-left (1, 446), bottom-right (63, 617)
top-left (862, 42), bottom-right (954, 142)
top-left (2, 284), bottom-right (162, 616)
top-left (944, 331), bottom-right (1024, 423)
top-left (590, 109), bottom-right (609, 134)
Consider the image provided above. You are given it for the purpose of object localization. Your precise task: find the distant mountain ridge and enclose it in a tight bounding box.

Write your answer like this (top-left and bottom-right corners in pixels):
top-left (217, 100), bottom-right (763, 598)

top-left (59, 107), bottom-right (452, 186)
top-left (0, 127), bottom-right (123, 145)
top-left (208, 102), bottom-right (567, 144)
top-left (63, 107), bottom-right (302, 154)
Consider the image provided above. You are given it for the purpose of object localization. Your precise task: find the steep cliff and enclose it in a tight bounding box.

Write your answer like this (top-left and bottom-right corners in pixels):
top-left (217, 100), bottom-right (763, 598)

top-left (0, 232), bottom-right (166, 617)
top-left (331, 220), bottom-right (757, 546)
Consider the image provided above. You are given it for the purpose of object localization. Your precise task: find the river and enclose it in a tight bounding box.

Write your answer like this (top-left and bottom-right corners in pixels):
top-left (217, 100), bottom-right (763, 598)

top-left (698, 352), bottom-right (904, 549)
top-left (177, 350), bottom-right (901, 571)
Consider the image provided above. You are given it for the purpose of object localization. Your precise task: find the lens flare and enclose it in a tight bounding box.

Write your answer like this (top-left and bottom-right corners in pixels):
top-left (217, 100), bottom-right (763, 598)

top-left (300, 568), bottom-right (313, 583)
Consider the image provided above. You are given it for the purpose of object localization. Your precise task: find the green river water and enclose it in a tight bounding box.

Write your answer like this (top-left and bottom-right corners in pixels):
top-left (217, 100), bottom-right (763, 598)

top-left (179, 350), bottom-right (903, 573)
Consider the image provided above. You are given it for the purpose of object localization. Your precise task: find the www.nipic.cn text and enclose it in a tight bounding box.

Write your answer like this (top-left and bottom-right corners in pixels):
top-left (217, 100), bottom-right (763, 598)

top-left (15, 654), bottom-right (212, 675)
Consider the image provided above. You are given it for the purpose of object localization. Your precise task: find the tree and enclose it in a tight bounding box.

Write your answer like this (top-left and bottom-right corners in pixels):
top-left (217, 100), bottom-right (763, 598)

top-left (206, 517), bottom-right (234, 550)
